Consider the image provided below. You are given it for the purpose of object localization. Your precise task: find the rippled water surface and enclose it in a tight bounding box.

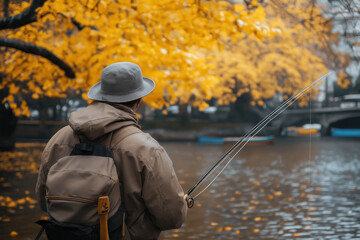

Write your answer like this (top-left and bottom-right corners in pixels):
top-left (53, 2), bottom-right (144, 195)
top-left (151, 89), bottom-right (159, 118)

top-left (0, 137), bottom-right (360, 239)
top-left (160, 137), bottom-right (360, 240)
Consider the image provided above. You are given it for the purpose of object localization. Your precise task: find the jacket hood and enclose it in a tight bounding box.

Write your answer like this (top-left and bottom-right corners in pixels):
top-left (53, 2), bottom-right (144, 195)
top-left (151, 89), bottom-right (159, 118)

top-left (69, 102), bottom-right (140, 140)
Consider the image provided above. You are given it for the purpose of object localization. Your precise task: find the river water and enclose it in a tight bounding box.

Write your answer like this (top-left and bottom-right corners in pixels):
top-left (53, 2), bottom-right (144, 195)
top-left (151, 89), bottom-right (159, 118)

top-left (0, 137), bottom-right (359, 239)
top-left (159, 137), bottom-right (360, 240)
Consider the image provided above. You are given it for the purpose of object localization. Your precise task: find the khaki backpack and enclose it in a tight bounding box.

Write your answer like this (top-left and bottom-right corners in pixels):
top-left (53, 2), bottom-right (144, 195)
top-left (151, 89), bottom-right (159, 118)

top-left (36, 126), bottom-right (140, 240)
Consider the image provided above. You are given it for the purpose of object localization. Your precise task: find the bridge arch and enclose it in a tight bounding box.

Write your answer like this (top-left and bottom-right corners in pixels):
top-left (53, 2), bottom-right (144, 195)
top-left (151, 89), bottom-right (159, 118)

top-left (328, 116), bottom-right (360, 134)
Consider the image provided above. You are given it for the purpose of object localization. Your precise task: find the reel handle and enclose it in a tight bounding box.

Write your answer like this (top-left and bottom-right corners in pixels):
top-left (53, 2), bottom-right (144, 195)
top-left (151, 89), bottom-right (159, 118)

top-left (184, 194), bottom-right (194, 208)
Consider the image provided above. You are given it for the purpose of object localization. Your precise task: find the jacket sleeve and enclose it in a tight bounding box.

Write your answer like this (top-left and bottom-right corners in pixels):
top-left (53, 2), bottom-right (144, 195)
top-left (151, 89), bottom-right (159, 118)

top-left (141, 145), bottom-right (187, 230)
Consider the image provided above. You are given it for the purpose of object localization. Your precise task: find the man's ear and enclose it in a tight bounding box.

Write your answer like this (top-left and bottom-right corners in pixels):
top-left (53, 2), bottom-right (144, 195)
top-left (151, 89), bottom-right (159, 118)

top-left (133, 98), bottom-right (142, 110)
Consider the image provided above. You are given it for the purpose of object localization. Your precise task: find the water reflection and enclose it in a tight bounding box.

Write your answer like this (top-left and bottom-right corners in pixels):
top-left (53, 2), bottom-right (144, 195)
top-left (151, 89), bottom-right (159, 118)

top-left (161, 137), bottom-right (360, 239)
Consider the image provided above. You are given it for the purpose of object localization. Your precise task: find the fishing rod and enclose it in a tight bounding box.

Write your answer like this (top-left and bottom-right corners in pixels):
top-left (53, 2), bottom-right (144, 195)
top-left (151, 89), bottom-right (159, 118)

top-left (184, 73), bottom-right (328, 208)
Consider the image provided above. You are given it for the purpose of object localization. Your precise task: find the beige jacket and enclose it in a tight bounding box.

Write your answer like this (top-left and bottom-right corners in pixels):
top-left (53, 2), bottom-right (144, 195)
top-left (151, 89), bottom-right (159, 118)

top-left (36, 102), bottom-right (187, 240)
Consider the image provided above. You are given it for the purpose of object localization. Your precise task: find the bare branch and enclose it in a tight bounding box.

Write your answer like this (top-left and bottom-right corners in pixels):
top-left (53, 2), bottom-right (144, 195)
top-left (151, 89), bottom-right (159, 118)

top-left (0, 37), bottom-right (75, 78)
top-left (0, 0), bottom-right (46, 30)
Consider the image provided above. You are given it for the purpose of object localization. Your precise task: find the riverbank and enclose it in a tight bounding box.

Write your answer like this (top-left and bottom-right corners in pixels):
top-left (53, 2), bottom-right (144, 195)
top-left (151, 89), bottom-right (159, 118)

top-left (15, 119), bottom-right (276, 142)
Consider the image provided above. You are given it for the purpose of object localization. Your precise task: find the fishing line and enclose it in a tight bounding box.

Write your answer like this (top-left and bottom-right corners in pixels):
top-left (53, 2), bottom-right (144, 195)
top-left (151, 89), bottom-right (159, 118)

top-left (188, 75), bottom-right (323, 197)
top-left (185, 73), bottom-right (328, 207)
top-left (192, 80), bottom-right (320, 199)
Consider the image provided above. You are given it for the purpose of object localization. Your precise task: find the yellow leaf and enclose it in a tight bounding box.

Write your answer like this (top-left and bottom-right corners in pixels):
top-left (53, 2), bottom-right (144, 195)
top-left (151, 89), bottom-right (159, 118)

top-left (224, 226), bottom-right (232, 231)
top-left (273, 191), bottom-right (282, 196)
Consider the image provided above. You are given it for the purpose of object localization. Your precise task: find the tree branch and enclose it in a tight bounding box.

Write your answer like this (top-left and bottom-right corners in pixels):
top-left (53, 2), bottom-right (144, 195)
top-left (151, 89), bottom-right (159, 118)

top-left (4, 0), bottom-right (9, 18)
top-left (0, 37), bottom-right (75, 78)
top-left (0, 0), bottom-right (46, 30)
top-left (70, 17), bottom-right (98, 31)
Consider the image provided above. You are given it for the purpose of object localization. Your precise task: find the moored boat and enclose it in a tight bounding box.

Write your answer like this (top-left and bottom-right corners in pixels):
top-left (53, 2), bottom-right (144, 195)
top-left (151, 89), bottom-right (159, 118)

top-left (331, 128), bottom-right (360, 138)
top-left (197, 135), bottom-right (275, 145)
top-left (283, 124), bottom-right (321, 136)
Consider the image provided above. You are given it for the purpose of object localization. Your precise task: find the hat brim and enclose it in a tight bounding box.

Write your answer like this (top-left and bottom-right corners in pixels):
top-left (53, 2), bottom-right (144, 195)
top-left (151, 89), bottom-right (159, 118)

top-left (87, 77), bottom-right (155, 103)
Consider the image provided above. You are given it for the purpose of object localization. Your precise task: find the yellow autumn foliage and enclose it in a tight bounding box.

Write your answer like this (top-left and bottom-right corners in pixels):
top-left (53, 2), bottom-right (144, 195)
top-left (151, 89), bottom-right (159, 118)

top-left (203, 0), bottom-right (331, 107)
top-left (1, 0), bottom-right (272, 116)
top-left (0, 0), bottom-right (343, 116)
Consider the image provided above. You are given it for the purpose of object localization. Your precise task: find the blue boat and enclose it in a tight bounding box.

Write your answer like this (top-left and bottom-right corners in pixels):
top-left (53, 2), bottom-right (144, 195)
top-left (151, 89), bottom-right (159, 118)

top-left (331, 128), bottom-right (360, 138)
top-left (198, 135), bottom-right (275, 145)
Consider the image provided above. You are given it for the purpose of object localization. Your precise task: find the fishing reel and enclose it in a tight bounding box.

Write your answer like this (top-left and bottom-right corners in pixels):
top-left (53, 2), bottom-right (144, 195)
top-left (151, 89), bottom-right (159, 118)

top-left (185, 196), bottom-right (194, 208)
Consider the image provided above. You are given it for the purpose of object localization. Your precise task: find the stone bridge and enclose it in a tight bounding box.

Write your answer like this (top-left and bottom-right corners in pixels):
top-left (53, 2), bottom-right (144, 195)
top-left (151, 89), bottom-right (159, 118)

top-left (276, 107), bottom-right (360, 135)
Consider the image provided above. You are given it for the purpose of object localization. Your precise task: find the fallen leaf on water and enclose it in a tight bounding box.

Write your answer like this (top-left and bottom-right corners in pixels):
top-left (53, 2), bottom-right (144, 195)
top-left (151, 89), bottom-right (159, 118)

top-left (248, 206), bottom-right (256, 210)
top-left (5, 196), bottom-right (12, 203)
top-left (235, 190), bottom-right (241, 195)
top-left (8, 209), bottom-right (16, 214)
top-left (15, 172), bottom-right (23, 179)
top-left (254, 217), bottom-right (261, 221)
top-left (267, 195), bottom-right (273, 200)
top-left (292, 233), bottom-right (300, 237)
top-left (8, 201), bottom-right (17, 208)
top-left (273, 191), bottom-right (282, 196)
top-left (308, 207), bottom-right (317, 212)
top-left (16, 198), bottom-right (26, 204)
top-left (253, 229), bottom-right (260, 233)
top-left (210, 222), bottom-right (218, 226)
top-left (224, 226), bottom-right (232, 231)
top-left (216, 227), bottom-right (223, 232)
top-left (10, 231), bottom-right (18, 237)
top-left (251, 181), bottom-right (260, 186)
top-left (235, 230), bottom-right (240, 235)
top-left (25, 196), bottom-right (37, 204)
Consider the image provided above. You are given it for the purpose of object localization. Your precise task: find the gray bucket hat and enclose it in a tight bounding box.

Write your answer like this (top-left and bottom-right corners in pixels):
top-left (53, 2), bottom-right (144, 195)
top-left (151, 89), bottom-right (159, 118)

top-left (87, 62), bottom-right (155, 103)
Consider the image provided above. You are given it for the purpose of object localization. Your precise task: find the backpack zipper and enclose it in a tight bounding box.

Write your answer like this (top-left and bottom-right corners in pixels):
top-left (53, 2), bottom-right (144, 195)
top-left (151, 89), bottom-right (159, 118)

top-left (46, 195), bottom-right (97, 204)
